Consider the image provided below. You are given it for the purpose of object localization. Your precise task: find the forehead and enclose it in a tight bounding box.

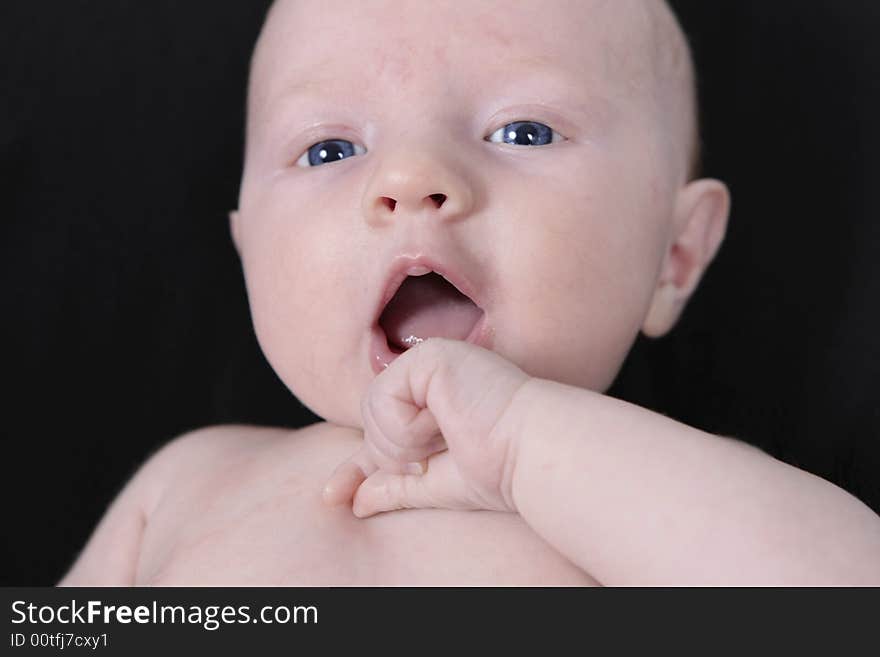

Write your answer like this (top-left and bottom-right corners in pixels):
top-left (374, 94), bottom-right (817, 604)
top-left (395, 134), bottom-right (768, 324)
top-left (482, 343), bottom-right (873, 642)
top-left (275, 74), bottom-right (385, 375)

top-left (250, 0), bottom-right (661, 112)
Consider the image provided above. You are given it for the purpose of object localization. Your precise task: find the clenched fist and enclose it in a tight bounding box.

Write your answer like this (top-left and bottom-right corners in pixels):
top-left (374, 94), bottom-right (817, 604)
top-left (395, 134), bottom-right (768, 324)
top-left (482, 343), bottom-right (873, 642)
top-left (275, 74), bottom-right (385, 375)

top-left (323, 338), bottom-right (533, 517)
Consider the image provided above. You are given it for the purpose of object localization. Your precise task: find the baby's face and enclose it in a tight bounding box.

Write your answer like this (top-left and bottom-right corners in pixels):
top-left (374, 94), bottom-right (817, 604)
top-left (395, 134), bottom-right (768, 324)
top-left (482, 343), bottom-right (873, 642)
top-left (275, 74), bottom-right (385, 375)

top-left (234, 0), bottom-right (722, 427)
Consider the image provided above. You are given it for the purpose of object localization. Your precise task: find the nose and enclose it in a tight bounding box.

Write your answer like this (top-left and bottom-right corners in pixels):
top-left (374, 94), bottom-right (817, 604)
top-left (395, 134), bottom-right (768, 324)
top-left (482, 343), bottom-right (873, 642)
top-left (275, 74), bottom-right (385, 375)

top-left (361, 145), bottom-right (476, 228)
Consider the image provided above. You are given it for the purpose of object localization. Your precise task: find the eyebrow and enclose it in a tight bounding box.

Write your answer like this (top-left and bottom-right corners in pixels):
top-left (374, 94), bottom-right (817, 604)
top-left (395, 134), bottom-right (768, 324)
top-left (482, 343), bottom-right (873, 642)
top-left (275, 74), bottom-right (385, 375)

top-left (260, 57), bottom-right (617, 131)
top-left (272, 54), bottom-right (580, 103)
top-left (277, 76), bottom-right (342, 99)
top-left (258, 75), bottom-right (354, 126)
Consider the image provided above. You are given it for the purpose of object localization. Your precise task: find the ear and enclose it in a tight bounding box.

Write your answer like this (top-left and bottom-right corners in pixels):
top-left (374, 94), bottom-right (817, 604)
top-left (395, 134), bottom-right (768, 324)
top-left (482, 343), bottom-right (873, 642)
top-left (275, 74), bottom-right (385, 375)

top-left (642, 178), bottom-right (731, 338)
top-left (229, 210), bottom-right (241, 256)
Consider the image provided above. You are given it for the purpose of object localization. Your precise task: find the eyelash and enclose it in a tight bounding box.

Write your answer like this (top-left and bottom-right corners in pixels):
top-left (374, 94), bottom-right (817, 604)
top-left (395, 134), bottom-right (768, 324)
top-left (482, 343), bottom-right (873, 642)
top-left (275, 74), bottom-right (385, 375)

top-left (293, 120), bottom-right (566, 168)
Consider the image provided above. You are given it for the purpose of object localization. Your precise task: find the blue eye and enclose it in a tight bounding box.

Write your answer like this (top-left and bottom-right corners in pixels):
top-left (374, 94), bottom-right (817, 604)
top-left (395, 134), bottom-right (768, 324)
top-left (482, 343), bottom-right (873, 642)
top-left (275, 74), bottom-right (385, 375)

top-left (295, 139), bottom-right (366, 168)
top-left (486, 121), bottom-right (562, 146)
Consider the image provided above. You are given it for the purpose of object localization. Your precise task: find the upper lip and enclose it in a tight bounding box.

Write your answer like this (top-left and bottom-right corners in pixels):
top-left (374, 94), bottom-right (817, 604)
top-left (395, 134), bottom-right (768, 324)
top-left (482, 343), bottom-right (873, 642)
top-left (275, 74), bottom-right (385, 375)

top-left (373, 253), bottom-right (485, 326)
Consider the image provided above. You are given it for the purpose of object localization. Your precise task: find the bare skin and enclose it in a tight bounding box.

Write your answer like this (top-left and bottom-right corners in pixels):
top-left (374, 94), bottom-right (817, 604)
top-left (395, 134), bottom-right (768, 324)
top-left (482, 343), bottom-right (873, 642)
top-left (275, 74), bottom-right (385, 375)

top-left (327, 339), bottom-right (880, 585)
top-left (60, 423), bottom-right (598, 586)
top-left (56, 0), bottom-right (880, 586)
top-left (58, 341), bottom-right (880, 586)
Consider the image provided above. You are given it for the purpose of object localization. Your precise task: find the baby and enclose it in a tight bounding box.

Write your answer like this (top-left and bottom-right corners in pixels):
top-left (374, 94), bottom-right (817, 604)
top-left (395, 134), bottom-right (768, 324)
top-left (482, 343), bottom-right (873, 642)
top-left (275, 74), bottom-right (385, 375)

top-left (59, 0), bottom-right (880, 586)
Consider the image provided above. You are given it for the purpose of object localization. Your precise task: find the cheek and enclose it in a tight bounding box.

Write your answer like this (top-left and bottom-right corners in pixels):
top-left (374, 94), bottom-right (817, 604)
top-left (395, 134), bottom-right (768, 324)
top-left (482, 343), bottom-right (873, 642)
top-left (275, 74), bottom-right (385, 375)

top-left (493, 154), bottom-right (669, 389)
top-left (237, 198), bottom-right (366, 426)
top-left (241, 180), bottom-right (359, 334)
top-left (241, 214), bottom-right (319, 349)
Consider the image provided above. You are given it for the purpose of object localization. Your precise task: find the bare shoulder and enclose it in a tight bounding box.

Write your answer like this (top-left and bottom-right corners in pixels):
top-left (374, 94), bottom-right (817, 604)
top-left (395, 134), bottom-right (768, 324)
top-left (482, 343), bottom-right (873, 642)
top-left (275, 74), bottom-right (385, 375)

top-left (146, 424), bottom-right (291, 475)
top-left (144, 422), bottom-right (362, 503)
top-left (153, 421), bottom-right (361, 462)
top-left (60, 421), bottom-right (361, 585)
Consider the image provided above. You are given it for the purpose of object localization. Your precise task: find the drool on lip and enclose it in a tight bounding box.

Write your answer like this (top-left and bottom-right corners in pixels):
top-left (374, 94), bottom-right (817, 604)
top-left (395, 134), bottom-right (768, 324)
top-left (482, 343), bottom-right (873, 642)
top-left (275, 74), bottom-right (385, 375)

top-left (378, 271), bottom-right (483, 353)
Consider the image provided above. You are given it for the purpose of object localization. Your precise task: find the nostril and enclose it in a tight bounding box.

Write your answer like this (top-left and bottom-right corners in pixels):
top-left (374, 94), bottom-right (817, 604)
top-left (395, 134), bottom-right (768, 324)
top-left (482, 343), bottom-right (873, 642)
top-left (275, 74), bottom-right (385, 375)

top-left (429, 193), bottom-right (447, 207)
top-left (381, 197), bottom-right (397, 211)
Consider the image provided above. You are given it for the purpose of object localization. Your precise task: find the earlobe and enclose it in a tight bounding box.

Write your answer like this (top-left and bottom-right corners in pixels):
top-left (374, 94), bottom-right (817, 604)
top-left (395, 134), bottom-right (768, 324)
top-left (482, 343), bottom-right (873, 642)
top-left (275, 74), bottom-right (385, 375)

top-left (642, 178), bottom-right (731, 338)
top-left (642, 282), bottom-right (682, 338)
top-left (229, 210), bottom-right (241, 255)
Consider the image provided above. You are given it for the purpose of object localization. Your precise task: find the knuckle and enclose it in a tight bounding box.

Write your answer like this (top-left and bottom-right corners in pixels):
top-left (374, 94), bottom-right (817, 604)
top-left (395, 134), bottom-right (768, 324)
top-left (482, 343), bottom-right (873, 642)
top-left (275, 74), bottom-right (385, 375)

top-left (361, 389), bottom-right (380, 435)
top-left (385, 443), bottom-right (410, 463)
top-left (389, 476), bottom-right (410, 509)
top-left (369, 439), bottom-right (419, 469)
top-left (401, 475), bottom-right (427, 509)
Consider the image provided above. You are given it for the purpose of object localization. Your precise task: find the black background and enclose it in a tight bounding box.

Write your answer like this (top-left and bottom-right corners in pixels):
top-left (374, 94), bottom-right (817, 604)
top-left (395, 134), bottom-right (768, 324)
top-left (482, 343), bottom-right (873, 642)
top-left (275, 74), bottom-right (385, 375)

top-left (2, 1), bottom-right (879, 585)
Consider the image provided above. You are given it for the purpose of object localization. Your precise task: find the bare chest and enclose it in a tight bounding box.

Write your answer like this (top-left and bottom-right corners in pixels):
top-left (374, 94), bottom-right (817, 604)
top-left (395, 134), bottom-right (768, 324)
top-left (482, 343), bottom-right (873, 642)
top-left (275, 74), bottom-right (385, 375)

top-left (139, 494), bottom-right (598, 586)
top-left (135, 425), bottom-right (599, 586)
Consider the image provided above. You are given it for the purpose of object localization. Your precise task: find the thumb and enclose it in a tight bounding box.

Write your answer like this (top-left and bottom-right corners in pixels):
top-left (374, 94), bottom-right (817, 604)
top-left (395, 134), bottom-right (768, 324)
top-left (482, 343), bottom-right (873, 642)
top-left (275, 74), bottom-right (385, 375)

top-left (322, 445), bottom-right (376, 507)
top-left (351, 451), bottom-right (473, 518)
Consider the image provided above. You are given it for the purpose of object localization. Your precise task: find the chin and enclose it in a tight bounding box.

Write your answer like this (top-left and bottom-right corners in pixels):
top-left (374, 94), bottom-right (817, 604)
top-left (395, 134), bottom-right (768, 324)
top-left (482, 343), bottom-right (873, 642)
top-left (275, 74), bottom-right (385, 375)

top-left (282, 370), bottom-right (365, 430)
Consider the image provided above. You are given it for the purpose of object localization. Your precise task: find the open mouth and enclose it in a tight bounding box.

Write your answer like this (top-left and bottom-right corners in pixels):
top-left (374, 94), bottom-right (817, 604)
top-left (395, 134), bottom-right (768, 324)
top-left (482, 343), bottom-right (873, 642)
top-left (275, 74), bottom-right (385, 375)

top-left (378, 271), bottom-right (485, 355)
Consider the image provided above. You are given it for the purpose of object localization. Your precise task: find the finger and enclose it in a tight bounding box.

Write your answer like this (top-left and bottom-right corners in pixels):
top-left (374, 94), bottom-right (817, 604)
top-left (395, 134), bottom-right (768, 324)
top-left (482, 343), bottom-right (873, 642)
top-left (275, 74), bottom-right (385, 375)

top-left (363, 354), bottom-right (444, 446)
top-left (362, 390), bottom-right (446, 467)
top-left (351, 451), bottom-right (473, 518)
top-left (322, 446), bottom-right (377, 507)
top-left (367, 338), bottom-right (530, 457)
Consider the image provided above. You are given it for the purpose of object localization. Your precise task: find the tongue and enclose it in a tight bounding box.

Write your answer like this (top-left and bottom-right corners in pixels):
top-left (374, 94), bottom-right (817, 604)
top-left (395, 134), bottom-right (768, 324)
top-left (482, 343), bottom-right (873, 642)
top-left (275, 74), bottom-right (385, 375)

top-left (380, 273), bottom-right (483, 349)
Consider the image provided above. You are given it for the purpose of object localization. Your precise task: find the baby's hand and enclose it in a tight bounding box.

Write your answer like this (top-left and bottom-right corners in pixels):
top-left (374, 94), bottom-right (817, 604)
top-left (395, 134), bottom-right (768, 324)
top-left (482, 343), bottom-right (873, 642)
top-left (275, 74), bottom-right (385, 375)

top-left (323, 338), bottom-right (532, 517)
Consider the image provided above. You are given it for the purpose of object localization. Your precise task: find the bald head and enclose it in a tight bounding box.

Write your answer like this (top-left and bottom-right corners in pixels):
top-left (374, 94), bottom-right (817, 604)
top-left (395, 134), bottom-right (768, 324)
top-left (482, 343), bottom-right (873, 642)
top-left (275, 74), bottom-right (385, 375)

top-left (644, 0), bottom-right (701, 179)
top-left (577, 0), bottom-right (698, 177)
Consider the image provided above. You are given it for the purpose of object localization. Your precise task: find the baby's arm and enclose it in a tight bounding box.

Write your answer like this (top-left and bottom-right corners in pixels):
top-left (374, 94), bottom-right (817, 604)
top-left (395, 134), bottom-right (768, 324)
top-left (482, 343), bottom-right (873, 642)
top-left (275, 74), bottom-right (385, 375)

top-left (332, 339), bottom-right (880, 586)
top-left (57, 464), bottom-right (155, 586)
top-left (505, 379), bottom-right (880, 586)
top-left (58, 426), bottom-right (236, 586)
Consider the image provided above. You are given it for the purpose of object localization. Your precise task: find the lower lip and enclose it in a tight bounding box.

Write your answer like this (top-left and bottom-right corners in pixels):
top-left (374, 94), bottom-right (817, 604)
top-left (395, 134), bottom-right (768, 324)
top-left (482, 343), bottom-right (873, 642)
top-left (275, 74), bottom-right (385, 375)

top-left (369, 312), bottom-right (493, 376)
